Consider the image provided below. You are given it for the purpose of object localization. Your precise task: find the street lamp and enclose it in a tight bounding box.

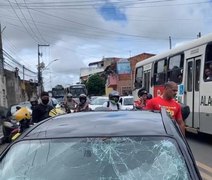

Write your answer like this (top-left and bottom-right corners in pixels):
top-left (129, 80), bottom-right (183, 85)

top-left (41, 59), bottom-right (59, 72)
top-left (40, 59), bottom-right (59, 91)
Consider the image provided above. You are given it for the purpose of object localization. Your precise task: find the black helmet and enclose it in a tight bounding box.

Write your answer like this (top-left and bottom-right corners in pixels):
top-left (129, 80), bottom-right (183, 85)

top-left (138, 88), bottom-right (148, 97)
top-left (79, 94), bottom-right (87, 103)
top-left (109, 91), bottom-right (120, 104)
top-left (109, 91), bottom-right (119, 99)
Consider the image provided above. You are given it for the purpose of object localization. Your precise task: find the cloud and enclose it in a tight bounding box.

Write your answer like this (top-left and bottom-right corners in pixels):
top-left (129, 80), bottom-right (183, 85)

top-left (1, 0), bottom-right (212, 91)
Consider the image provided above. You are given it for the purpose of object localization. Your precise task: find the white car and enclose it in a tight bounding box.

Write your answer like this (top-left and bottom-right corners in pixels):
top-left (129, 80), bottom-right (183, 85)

top-left (119, 96), bottom-right (134, 110)
top-left (89, 96), bottom-right (108, 110)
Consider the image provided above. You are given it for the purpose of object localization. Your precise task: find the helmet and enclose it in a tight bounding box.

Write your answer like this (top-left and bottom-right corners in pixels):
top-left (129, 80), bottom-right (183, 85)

top-left (67, 93), bottom-right (73, 98)
top-left (30, 96), bottom-right (38, 106)
top-left (79, 94), bottom-right (87, 104)
top-left (49, 108), bottom-right (66, 117)
top-left (13, 107), bottom-right (31, 122)
top-left (137, 88), bottom-right (148, 97)
top-left (109, 91), bottom-right (120, 105)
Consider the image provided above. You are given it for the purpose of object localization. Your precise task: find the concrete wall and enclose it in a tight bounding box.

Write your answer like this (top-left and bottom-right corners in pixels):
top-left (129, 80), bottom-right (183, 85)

top-left (4, 70), bottom-right (23, 106)
top-left (0, 74), bottom-right (7, 108)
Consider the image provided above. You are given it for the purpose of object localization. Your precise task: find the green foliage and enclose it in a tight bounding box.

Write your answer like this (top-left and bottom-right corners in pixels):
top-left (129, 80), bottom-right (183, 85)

top-left (86, 74), bottom-right (105, 96)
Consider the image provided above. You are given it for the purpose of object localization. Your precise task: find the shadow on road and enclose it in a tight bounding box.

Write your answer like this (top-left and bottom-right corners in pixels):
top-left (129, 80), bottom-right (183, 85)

top-left (186, 132), bottom-right (212, 145)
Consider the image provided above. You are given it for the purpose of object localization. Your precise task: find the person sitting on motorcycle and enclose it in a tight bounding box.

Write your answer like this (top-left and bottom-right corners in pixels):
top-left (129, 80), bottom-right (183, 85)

top-left (134, 88), bottom-right (149, 110)
top-left (103, 91), bottom-right (121, 110)
top-left (75, 94), bottom-right (90, 112)
top-left (2, 107), bottom-right (31, 143)
top-left (64, 93), bottom-right (78, 113)
top-left (32, 91), bottom-right (53, 123)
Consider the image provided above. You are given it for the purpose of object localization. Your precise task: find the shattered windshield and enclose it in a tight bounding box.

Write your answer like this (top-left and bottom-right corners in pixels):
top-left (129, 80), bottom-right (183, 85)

top-left (0, 137), bottom-right (190, 180)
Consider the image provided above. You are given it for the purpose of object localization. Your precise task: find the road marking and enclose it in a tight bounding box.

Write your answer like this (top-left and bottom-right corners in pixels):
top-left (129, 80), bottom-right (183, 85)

top-left (197, 161), bottom-right (212, 174)
top-left (199, 171), bottom-right (212, 180)
top-left (196, 161), bottom-right (212, 180)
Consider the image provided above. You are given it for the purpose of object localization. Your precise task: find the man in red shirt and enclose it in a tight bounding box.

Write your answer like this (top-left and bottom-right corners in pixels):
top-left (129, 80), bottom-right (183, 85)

top-left (146, 81), bottom-right (185, 135)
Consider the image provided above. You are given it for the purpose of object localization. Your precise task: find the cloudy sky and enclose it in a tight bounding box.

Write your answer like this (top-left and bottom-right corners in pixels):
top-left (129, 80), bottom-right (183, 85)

top-left (1, 0), bottom-right (212, 90)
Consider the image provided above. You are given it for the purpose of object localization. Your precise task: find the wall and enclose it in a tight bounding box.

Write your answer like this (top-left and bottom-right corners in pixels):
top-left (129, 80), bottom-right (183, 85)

top-left (0, 74), bottom-right (7, 108)
top-left (5, 70), bottom-right (22, 106)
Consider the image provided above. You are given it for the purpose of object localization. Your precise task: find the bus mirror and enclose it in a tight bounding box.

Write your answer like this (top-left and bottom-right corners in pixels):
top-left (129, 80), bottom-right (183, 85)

top-left (181, 104), bottom-right (190, 121)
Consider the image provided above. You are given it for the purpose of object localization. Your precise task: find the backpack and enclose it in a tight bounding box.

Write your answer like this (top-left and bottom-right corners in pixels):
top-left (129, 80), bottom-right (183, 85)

top-left (107, 101), bottom-right (120, 110)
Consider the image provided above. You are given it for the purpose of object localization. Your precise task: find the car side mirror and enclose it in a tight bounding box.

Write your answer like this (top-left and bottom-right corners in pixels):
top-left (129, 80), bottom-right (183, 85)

top-left (181, 104), bottom-right (190, 121)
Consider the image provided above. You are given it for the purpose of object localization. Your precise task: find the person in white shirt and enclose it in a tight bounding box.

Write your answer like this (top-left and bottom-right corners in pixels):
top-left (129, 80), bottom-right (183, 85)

top-left (103, 91), bottom-right (121, 110)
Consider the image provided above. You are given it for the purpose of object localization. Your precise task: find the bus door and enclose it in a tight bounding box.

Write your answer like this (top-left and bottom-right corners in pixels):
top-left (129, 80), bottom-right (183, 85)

top-left (185, 57), bottom-right (201, 129)
top-left (143, 70), bottom-right (151, 93)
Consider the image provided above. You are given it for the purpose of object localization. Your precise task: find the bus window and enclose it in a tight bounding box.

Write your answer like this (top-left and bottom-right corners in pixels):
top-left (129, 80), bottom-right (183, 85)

top-left (195, 60), bottom-right (201, 91)
top-left (204, 44), bottom-right (212, 81)
top-left (168, 54), bottom-right (184, 84)
top-left (143, 71), bottom-right (150, 92)
top-left (153, 59), bottom-right (167, 85)
top-left (134, 67), bottom-right (143, 88)
top-left (187, 62), bottom-right (193, 92)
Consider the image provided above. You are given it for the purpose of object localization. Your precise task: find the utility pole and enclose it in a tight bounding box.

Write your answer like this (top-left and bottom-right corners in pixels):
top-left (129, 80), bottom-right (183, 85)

top-left (169, 36), bottom-right (172, 49)
top-left (38, 44), bottom-right (49, 95)
top-left (197, 32), bottom-right (201, 38)
top-left (0, 24), bottom-right (4, 76)
top-left (23, 65), bottom-right (25, 80)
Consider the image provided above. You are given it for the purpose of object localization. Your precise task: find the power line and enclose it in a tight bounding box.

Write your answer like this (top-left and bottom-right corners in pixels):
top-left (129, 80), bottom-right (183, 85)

top-left (23, 0), bottom-right (48, 43)
top-left (7, 0), bottom-right (39, 43)
top-left (3, 49), bottom-right (37, 74)
top-left (13, 0), bottom-right (41, 42)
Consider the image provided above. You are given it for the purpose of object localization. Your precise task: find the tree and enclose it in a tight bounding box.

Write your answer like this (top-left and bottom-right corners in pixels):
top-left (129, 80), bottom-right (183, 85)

top-left (86, 74), bottom-right (105, 96)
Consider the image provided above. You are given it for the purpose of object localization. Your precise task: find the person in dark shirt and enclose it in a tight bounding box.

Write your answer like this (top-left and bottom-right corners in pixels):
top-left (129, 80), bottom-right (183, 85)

top-left (32, 92), bottom-right (53, 123)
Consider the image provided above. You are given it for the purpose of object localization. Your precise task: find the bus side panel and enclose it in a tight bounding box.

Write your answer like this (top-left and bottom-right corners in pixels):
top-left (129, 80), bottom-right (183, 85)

top-left (199, 81), bottom-right (212, 134)
top-left (153, 85), bottom-right (164, 97)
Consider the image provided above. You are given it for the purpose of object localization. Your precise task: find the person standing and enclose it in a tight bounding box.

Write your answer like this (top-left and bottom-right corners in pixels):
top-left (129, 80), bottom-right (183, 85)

top-left (134, 88), bottom-right (149, 110)
top-left (146, 81), bottom-right (185, 135)
top-left (32, 92), bottom-right (53, 123)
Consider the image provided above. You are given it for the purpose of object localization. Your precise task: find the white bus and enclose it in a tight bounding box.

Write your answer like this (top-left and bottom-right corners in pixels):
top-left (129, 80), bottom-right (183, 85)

top-left (133, 33), bottom-right (212, 135)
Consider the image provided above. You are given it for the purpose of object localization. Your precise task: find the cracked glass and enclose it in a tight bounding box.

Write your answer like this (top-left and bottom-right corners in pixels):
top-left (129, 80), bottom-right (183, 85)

top-left (0, 137), bottom-right (190, 180)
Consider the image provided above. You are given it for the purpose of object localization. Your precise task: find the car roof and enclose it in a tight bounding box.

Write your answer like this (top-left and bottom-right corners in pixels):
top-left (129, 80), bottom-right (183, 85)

top-left (120, 96), bottom-right (133, 98)
top-left (22, 110), bottom-right (174, 140)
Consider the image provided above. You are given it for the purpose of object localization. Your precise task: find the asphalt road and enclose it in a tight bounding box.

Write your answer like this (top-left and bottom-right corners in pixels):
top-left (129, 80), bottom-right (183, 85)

top-left (187, 133), bottom-right (212, 180)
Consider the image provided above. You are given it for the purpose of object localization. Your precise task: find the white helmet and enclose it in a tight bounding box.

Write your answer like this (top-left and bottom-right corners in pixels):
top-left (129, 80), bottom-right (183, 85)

top-left (67, 93), bottom-right (73, 98)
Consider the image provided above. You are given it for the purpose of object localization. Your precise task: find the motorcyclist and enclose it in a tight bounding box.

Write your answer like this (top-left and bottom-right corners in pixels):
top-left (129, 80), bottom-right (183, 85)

top-left (2, 107), bottom-right (31, 143)
top-left (64, 93), bottom-right (78, 113)
top-left (75, 94), bottom-right (90, 112)
top-left (30, 97), bottom-right (38, 110)
top-left (32, 91), bottom-right (53, 123)
top-left (103, 90), bottom-right (120, 110)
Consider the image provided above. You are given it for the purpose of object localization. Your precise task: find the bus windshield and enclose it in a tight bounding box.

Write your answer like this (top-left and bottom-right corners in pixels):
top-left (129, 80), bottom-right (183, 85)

top-left (69, 88), bottom-right (87, 98)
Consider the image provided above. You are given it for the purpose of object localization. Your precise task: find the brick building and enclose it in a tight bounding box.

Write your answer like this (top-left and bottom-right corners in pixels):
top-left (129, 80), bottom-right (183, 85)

top-left (105, 53), bottom-right (155, 96)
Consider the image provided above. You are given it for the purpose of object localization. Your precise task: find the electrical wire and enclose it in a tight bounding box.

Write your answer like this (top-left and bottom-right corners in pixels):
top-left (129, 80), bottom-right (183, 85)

top-left (7, 0), bottom-right (39, 43)
top-left (23, 0), bottom-right (48, 43)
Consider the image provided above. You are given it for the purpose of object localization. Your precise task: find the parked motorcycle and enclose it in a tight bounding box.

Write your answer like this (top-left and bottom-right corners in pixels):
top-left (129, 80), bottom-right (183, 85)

top-left (1, 107), bottom-right (31, 143)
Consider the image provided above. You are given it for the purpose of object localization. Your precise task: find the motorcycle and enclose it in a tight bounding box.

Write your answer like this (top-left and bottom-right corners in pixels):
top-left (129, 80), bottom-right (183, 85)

top-left (1, 107), bottom-right (31, 143)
